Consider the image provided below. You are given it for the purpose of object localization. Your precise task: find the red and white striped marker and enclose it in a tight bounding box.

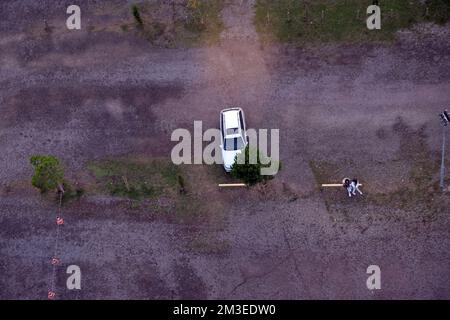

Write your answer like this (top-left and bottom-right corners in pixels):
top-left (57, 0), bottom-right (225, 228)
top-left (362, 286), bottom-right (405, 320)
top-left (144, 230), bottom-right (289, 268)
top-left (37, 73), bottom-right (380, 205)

top-left (51, 258), bottom-right (60, 265)
top-left (48, 291), bottom-right (56, 299)
top-left (56, 217), bottom-right (64, 225)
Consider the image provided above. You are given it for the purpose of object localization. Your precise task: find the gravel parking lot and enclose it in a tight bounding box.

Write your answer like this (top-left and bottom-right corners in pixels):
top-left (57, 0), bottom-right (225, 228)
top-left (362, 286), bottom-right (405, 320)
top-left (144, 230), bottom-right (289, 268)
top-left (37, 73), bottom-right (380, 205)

top-left (1, 0), bottom-right (449, 299)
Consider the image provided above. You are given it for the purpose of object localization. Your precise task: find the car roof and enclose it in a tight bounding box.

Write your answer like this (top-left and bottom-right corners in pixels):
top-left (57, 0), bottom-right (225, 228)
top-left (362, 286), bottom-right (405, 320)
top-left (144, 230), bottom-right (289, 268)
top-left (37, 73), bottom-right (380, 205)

top-left (223, 109), bottom-right (240, 129)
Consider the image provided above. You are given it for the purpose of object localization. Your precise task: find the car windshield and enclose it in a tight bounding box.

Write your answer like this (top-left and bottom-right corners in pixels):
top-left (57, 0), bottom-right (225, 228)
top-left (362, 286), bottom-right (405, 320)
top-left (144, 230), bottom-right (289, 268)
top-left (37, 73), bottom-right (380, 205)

top-left (224, 136), bottom-right (245, 151)
top-left (226, 128), bottom-right (239, 135)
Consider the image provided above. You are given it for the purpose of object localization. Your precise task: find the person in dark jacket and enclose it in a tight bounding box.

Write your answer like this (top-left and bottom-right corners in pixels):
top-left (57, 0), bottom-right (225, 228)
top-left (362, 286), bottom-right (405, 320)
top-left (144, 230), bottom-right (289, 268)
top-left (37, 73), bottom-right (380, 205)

top-left (343, 178), bottom-right (352, 197)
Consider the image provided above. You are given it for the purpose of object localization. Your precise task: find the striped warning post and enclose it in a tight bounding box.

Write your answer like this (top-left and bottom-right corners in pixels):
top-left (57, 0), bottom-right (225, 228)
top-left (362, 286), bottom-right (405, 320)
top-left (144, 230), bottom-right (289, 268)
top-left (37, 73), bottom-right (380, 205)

top-left (48, 291), bottom-right (56, 300)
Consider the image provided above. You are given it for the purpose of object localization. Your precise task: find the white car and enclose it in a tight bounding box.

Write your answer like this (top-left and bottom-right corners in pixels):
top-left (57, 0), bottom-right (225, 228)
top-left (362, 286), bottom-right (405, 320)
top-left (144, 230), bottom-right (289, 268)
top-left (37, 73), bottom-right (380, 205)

top-left (220, 107), bottom-right (248, 172)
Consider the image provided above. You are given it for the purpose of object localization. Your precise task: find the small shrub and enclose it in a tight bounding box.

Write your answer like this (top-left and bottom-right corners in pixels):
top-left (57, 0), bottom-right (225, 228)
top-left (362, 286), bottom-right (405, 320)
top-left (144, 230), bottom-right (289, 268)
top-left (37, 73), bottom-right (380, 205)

top-left (231, 145), bottom-right (281, 185)
top-left (30, 155), bottom-right (64, 193)
top-left (132, 5), bottom-right (143, 26)
top-left (178, 175), bottom-right (186, 194)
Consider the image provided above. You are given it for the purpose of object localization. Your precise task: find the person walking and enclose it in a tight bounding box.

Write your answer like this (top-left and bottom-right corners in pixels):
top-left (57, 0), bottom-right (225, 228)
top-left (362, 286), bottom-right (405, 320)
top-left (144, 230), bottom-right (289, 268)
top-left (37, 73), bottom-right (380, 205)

top-left (342, 178), bottom-right (363, 197)
top-left (350, 178), bottom-right (363, 196)
top-left (343, 178), bottom-right (352, 197)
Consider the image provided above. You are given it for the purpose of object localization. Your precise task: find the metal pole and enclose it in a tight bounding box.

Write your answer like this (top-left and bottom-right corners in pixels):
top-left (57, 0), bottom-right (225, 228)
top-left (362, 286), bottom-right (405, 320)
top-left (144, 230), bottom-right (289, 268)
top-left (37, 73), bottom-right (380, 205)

top-left (440, 125), bottom-right (446, 190)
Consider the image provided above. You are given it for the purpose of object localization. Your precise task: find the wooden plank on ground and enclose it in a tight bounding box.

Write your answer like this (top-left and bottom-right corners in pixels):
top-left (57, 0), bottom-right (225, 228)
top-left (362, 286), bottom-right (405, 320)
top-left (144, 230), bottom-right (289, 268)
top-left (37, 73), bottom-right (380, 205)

top-left (218, 183), bottom-right (247, 187)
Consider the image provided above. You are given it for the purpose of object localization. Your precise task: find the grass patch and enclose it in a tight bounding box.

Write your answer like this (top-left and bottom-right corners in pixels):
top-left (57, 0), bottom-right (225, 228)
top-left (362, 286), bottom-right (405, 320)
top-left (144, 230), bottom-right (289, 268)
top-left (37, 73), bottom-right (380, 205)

top-left (129, 1), bottom-right (224, 47)
top-left (88, 158), bottom-right (182, 201)
top-left (86, 157), bottom-right (234, 229)
top-left (180, 0), bottom-right (225, 46)
top-left (86, 158), bottom-right (220, 224)
top-left (60, 181), bottom-right (85, 204)
top-left (255, 0), bottom-right (450, 45)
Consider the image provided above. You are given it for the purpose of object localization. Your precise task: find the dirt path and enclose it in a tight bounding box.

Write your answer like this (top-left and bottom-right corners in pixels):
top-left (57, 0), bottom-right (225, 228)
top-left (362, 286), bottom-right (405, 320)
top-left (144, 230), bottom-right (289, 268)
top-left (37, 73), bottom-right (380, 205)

top-left (220, 0), bottom-right (258, 43)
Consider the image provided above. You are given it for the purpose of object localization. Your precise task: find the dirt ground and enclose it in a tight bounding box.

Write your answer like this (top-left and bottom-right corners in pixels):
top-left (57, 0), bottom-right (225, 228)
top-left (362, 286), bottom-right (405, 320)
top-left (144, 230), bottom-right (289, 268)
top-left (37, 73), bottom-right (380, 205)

top-left (1, 0), bottom-right (450, 299)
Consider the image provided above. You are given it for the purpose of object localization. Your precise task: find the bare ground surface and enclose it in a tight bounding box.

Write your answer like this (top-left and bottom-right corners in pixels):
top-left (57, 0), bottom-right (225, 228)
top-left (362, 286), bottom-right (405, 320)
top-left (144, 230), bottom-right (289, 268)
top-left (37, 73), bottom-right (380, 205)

top-left (1, 0), bottom-right (450, 299)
